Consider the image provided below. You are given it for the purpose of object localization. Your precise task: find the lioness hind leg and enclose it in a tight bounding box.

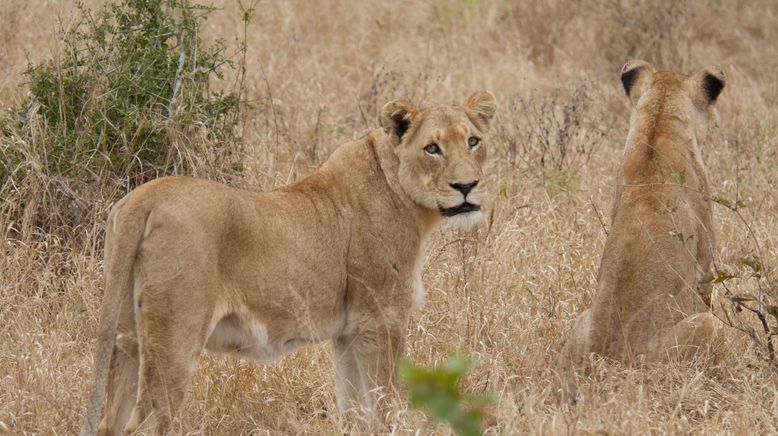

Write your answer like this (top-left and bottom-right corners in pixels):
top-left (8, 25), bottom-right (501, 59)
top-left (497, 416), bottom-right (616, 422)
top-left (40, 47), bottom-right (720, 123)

top-left (555, 308), bottom-right (592, 402)
top-left (124, 284), bottom-right (213, 435)
top-left (97, 289), bottom-right (139, 436)
top-left (97, 332), bottom-right (139, 436)
top-left (646, 312), bottom-right (724, 363)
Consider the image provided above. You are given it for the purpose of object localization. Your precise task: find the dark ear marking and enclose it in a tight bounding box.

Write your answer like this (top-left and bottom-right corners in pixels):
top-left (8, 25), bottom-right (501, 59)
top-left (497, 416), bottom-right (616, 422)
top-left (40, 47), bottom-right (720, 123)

top-left (380, 99), bottom-right (418, 142)
top-left (619, 60), bottom-right (654, 103)
top-left (621, 67), bottom-right (640, 96)
top-left (702, 73), bottom-right (724, 102)
top-left (394, 115), bottom-right (410, 140)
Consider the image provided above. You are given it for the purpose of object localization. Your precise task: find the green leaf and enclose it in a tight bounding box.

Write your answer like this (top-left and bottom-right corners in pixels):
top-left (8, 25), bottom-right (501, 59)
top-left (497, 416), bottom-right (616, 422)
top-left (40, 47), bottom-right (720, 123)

top-left (547, 169), bottom-right (576, 194)
top-left (399, 356), bottom-right (493, 436)
top-left (671, 169), bottom-right (687, 185)
top-left (711, 195), bottom-right (734, 209)
top-left (713, 271), bottom-right (736, 284)
top-left (740, 255), bottom-right (764, 278)
top-left (499, 183), bottom-right (509, 198)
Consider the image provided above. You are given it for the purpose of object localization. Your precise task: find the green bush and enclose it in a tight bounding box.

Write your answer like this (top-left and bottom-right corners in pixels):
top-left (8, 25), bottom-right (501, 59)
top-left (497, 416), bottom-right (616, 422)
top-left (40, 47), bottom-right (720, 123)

top-left (1, 0), bottom-right (246, 238)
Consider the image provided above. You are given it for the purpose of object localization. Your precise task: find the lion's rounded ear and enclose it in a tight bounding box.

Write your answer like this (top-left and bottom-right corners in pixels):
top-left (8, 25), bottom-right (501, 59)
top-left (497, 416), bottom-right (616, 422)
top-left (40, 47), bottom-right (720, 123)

top-left (620, 59), bottom-right (655, 105)
top-left (380, 99), bottom-right (418, 142)
top-left (691, 65), bottom-right (726, 108)
top-left (463, 91), bottom-right (496, 132)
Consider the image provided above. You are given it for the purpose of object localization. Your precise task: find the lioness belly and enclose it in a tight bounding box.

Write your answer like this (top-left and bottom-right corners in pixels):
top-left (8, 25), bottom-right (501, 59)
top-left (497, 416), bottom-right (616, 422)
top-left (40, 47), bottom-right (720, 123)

top-left (204, 313), bottom-right (325, 362)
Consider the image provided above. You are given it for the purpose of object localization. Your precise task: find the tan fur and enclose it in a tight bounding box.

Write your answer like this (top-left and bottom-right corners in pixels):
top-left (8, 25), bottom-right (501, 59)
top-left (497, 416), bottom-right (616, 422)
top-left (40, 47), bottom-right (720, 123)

top-left (79, 92), bottom-right (496, 435)
top-left (557, 61), bottom-right (727, 394)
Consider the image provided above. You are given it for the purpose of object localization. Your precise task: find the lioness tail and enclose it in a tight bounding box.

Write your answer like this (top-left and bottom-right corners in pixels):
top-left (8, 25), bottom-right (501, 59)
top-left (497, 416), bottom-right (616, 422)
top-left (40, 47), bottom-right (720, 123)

top-left (80, 199), bottom-right (149, 436)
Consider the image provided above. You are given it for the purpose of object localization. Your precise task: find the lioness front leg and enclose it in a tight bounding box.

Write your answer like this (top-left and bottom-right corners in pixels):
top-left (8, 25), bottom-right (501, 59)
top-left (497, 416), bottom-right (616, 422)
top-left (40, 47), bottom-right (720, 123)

top-left (646, 312), bottom-right (724, 363)
top-left (341, 320), bottom-right (406, 429)
top-left (331, 336), bottom-right (366, 419)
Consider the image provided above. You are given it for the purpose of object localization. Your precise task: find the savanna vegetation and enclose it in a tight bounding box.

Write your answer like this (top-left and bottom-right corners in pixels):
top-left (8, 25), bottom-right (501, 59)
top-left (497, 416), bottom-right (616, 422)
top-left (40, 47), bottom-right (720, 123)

top-left (1, 0), bottom-right (776, 433)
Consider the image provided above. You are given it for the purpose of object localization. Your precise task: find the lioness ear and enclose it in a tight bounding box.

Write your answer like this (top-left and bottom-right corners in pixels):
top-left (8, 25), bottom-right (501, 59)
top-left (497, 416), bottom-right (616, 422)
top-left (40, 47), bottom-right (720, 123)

top-left (691, 65), bottom-right (726, 108)
top-left (463, 91), bottom-right (496, 132)
top-left (620, 59), bottom-right (655, 105)
top-left (380, 99), bottom-right (418, 142)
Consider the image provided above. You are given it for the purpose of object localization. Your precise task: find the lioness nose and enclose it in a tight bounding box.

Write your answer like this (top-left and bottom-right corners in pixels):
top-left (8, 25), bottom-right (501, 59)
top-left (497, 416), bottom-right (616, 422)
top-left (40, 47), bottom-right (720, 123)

top-left (450, 180), bottom-right (478, 196)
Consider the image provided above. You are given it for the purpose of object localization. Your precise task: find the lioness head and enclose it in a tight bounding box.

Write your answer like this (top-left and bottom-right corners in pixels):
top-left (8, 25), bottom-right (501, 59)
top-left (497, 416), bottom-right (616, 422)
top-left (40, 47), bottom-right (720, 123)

top-left (620, 59), bottom-right (726, 146)
top-left (380, 91), bottom-right (496, 230)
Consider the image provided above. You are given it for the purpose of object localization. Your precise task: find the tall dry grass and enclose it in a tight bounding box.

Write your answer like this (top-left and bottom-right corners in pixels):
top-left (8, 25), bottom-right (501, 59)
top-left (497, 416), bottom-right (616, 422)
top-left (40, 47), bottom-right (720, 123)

top-left (2, 0), bottom-right (777, 433)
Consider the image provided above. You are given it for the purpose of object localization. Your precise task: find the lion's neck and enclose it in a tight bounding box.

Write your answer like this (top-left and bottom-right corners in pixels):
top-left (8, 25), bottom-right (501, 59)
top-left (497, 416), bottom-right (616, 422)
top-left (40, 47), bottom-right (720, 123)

top-left (288, 130), bottom-right (439, 238)
top-left (621, 112), bottom-right (703, 187)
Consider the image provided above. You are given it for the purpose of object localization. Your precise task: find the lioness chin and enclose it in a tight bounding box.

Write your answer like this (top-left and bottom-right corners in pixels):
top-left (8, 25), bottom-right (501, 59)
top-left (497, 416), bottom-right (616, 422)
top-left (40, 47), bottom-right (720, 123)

top-left (80, 92), bottom-right (496, 435)
top-left (557, 60), bottom-right (727, 396)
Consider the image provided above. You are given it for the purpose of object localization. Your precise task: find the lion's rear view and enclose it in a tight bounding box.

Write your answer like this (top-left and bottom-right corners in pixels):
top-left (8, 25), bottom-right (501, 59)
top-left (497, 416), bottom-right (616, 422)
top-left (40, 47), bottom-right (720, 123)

top-left (558, 60), bottom-right (727, 394)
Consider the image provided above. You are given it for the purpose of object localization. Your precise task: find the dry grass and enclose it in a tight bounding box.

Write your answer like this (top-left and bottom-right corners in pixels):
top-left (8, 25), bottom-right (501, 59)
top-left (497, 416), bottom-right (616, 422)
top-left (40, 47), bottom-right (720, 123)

top-left (2, 0), bottom-right (778, 434)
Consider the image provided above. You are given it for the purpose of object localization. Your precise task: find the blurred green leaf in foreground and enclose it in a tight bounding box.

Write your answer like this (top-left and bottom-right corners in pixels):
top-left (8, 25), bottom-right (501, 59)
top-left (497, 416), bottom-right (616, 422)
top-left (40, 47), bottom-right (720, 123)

top-left (399, 356), bottom-right (494, 436)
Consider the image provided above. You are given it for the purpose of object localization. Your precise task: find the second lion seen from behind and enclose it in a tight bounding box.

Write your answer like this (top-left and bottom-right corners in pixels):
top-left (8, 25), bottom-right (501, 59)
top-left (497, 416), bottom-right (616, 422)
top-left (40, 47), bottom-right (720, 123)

top-left (80, 92), bottom-right (497, 435)
top-left (558, 60), bottom-right (727, 394)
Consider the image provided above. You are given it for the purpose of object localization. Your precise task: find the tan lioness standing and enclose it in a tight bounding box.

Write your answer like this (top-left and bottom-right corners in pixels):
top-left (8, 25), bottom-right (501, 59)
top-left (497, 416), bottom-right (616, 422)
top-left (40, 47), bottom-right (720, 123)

top-left (558, 61), bottom-right (726, 390)
top-left (80, 92), bottom-right (496, 435)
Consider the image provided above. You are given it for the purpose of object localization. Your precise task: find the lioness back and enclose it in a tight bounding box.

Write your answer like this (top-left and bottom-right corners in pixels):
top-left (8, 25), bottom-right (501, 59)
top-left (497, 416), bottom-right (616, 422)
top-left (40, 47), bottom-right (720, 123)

top-left (120, 175), bottom-right (350, 346)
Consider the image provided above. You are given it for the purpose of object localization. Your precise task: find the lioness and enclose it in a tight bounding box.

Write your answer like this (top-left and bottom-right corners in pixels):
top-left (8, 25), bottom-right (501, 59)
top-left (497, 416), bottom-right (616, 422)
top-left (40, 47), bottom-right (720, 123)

top-left (558, 61), bottom-right (726, 391)
top-left (80, 92), bottom-right (497, 435)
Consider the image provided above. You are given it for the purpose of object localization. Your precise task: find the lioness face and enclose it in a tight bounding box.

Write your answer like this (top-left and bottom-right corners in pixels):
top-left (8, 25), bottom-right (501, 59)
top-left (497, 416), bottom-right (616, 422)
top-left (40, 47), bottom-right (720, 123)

top-left (381, 92), bottom-right (496, 230)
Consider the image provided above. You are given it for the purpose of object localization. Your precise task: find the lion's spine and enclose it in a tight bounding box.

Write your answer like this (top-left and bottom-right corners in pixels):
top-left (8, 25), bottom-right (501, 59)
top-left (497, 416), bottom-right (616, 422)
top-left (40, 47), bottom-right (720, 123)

top-left (80, 199), bottom-right (149, 436)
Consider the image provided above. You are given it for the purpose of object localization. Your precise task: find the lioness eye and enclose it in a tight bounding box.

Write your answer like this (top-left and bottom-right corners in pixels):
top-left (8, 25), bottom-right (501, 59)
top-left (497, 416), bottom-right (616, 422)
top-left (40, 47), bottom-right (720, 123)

top-left (468, 137), bottom-right (481, 148)
top-left (424, 143), bottom-right (441, 155)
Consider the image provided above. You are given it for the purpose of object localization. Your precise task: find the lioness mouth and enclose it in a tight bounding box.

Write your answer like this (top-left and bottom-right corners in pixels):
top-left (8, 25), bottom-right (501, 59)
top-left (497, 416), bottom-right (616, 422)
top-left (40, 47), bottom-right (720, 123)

top-left (438, 202), bottom-right (481, 217)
